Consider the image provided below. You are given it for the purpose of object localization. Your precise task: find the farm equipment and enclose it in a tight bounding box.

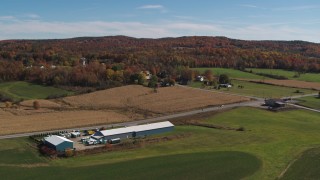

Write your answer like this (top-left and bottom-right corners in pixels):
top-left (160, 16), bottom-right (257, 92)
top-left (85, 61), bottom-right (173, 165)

top-left (59, 132), bottom-right (71, 139)
top-left (70, 130), bottom-right (81, 138)
top-left (83, 130), bottom-right (95, 136)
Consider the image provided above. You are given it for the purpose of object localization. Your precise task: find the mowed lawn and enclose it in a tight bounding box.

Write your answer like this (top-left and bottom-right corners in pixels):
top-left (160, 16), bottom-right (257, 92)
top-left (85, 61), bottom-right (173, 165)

top-left (0, 81), bottom-right (73, 100)
top-left (296, 95), bottom-right (320, 110)
top-left (192, 68), bottom-right (267, 80)
top-left (0, 107), bottom-right (320, 179)
top-left (247, 68), bottom-right (320, 83)
top-left (191, 79), bottom-right (316, 98)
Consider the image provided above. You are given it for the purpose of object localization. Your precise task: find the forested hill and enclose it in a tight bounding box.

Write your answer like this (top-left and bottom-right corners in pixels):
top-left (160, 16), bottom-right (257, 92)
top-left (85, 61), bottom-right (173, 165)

top-left (0, 36), bottom-right (319, 72)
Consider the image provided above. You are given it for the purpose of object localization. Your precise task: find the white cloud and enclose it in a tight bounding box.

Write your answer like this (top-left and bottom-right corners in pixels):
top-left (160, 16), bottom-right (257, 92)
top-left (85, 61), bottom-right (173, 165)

top-left (273, 5), bottom-right (319, 11)
top-left (0, 20), bottom-right (175, 39)
top-left (25, 13), bottom-right (40, 19)
top-left (138, 5), bottom-right (164, 9)
top-left (173, 16), bottom-right (197, 21)
top-left (0, 19), bottom-right (319, 43)
top-left (240, 4), bottom-right (257, 8)
top-left (0, 16), bottom-right (16, 21)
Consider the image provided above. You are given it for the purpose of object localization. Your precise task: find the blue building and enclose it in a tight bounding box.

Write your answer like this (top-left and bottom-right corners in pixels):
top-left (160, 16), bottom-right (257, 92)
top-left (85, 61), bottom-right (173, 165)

top-left (44, 135), bottom-right (74, 152)
top-left (92, 121), bottom-right (174, 141)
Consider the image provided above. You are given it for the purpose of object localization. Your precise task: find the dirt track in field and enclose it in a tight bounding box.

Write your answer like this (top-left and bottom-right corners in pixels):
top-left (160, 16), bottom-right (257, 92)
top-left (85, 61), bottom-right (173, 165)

top-left (1, 85), bottom-right (249, 135)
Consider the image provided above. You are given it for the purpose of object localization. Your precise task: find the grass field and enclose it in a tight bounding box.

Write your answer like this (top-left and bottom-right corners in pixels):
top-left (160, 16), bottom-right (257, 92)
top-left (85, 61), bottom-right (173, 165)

top-left (0, 81), bottom-right (73, 101)
top-left (239, 79), bottom-right (320, 90)
top-left (296, 95), bottom-right (320, 110)
top-left (0, 107), bottom-right (320, 179)
top-left (246, 68), bottom-right (320, 82)
top-left (0, 138), bottom-right (46, 165)
top-left (281, 148), bottom-right (320, 179)
top-left (0, 151), bottom-right (261, 180)
top-left (192, 68), bottom-right (267, 80)
top-left (225, 80), bottom-right (317, 98)
top-left (191, 79), bottom-right (316, 98)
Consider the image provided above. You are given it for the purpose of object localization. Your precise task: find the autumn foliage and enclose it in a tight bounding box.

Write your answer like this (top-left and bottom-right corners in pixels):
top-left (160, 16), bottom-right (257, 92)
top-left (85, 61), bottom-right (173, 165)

top-left (0, 36), bottom-right (319, 87)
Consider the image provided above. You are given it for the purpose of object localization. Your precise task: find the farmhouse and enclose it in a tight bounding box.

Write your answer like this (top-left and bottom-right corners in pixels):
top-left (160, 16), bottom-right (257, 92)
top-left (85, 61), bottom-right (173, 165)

top-left (196, 76), bottom-right (204, 82)
top-left (44, 135), bottom-right (74, 152)
top-left (144, 71), bottom-right (152, 80)
top-left (92, 121), bottom-right (174, 142)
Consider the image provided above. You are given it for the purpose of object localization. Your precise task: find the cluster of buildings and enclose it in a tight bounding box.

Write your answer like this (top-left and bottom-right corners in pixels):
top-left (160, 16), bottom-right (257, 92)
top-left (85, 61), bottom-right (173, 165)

top-left (44, 121), bottom-right (174, 152)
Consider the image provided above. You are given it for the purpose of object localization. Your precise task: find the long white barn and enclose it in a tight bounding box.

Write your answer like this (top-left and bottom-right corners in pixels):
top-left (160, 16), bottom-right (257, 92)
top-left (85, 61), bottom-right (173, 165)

top-left (92, 121), bottom-right (174, 141)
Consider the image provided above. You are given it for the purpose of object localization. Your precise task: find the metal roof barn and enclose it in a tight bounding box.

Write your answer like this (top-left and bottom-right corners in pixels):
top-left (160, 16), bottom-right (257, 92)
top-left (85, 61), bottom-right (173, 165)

top-left (44, 135), bottom-right (74, 152)
top-left (92, 121), bottom-right (174, 141)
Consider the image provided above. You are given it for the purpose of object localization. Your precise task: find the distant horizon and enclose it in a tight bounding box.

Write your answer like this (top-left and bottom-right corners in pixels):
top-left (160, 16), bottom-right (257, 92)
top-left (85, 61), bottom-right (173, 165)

top-left (0, 35), bottom-right (319, 44)
top-left (1, 0), bottom-right (320, 43)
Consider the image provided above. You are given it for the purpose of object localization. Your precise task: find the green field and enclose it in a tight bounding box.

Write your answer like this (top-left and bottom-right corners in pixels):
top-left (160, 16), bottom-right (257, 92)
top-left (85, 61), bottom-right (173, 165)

top-left (0, 81), bottom-right (73, 101)
top-left (247, 68), bottom-right (320, 82)
top-left (296, 95), bottom-right (320, 110)
top-left (190, 79), bottom-right (316, 98)
top-left (0, 107), bottom-right (320, 179)
top-left (0, 138), bottom-right (46, 165)
top-left (192, 68), bottom-right (267, 80)
top-left (281, 148), bottom-right (320, 179)
top-left (0, 150), bottom-right (261, 180)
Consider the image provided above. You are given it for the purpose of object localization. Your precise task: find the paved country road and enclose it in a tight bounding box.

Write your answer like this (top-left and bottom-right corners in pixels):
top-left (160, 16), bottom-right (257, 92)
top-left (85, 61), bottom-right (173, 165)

top-left (0, 87), bottom-right (317, 140)
top-left (0, 100), bottom-right (263, 140)
top-left (287, 103), bottom-right (320, 113)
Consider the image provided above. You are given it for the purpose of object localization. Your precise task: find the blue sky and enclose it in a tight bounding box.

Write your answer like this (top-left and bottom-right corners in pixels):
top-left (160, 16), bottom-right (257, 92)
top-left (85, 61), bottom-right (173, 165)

top-left (0, 0), bottom-right (320, 42)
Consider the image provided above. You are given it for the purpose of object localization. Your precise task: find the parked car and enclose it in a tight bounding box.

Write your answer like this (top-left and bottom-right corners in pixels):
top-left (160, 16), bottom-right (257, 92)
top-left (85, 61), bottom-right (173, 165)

top-left (80, 137), bottom-right (90, 143)
top-left (219, 84), bottom-right (232, 88)
top-left (108, 138), bottom-right (121, 144)
top-left (85, 138), bottom-right (98, 146)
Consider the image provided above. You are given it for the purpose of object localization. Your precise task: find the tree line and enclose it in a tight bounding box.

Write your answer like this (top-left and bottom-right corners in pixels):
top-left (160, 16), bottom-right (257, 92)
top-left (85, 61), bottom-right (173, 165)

top-left (0, 60), bottom-right (190, 89)
top-left (0, 36), bottom-right (319, 73)
top-left (0, 36), bottom-right (319, 89)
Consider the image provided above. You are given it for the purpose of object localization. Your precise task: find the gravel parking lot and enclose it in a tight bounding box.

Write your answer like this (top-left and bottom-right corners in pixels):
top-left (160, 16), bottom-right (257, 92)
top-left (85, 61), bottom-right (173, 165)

top-left (71, 136), bottom-right (105, 151)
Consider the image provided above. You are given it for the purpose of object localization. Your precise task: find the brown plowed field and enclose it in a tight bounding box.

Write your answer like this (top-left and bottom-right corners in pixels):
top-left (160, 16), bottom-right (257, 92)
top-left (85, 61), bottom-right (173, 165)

top-left (63, 85), bottom-right (249, 113)
top-left (1, 85), bottom-right (249, 135)
top-left (63, 85), bottom-right (151, 108)
top-left (20, 99), bottom-right (62, 108)
top-left (0, 110), bottom-right (130, 135)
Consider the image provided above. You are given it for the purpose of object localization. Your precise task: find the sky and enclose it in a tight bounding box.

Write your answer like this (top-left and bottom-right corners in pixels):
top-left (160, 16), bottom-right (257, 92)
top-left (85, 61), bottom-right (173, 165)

top-left (0, 0), bottom-right (320, 42)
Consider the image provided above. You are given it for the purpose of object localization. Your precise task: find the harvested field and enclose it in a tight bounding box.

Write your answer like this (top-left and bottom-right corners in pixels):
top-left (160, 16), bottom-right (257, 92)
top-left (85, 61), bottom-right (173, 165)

top-left (1, 85), bottom-right (249, 135)
top-left (0, 109), bottom-right (12, 116)
top-left (63, 85), bottom-right (249, 113)
top-left (63, 85), bottom-right (151, 108)
top-left (238, 79), bottom-right (320, 90)
top-left (130, 86), bottom-right (249, 113)
top-left (0, 110), bottom-right (130, 135)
